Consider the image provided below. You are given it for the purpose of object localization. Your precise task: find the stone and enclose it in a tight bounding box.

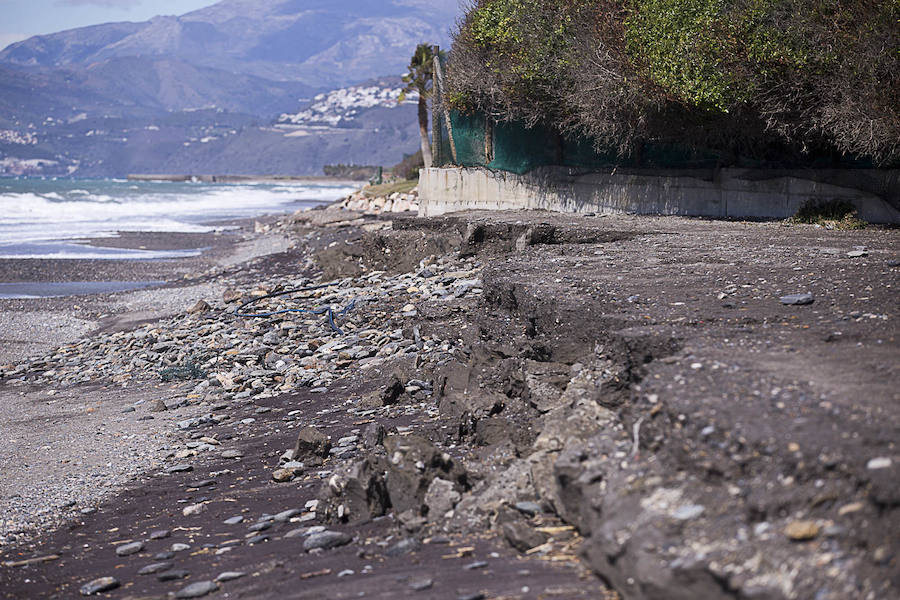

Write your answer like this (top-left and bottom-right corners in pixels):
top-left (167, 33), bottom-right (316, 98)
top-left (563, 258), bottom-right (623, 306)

top-left (149, 529), bottom-right (171, 540)
top-left (223, 289), bottom-right (242, 303)
top-left (224, 516), bottom-right (244, 525)
top-left (303, 531), bottom-right (353, 551)
top-left (672, 504), bottom-right (705, 521)
top-left (183, 503), bottom-right (207, 517)
top-left (221, 449), bottom-right (243, 459)
top-left (175, 581), bottom-right (219, 598)
top-left (867, 457), bottom-right (892, 470)
top-left (780, 293), bottom-right (814, 306)
top-left (362, 422), bottom-right (386, 448)
top-left (410, 578), bottom-right (434, 591)
top-left (80, 577), bottom-right (120, 596)
top-left (502, 521), bottom-right (548, 553)
top-left (217, 571), bottom-right (247, 582)
top-left (785, 520), bottom-right (821, 541)
top-left (149, 399), bottom-right (168, 413)
top-left (424, 477), bottom-right (460, 518)
top-left (272, 468), bottom-right (298, 482)
top-left (513, 501), bottom-right (542, 517)
top-left (159, 570), bottom-right (191, 582)
top-left (292, 427), bottom-right (332, 464)
top-left (188, 300), bottom-right (212, 314)
top-left (171, 543), bottom-right (191, 552)
top-left (275, 509), bottom-right (302, 522)
top-left (464, 561), bottom-right (488, 570)
top-left (138, 562), bottom-right (173, 575)
top-left (385, 537), bottom-right (420, 557)
top-left (847, 250), bottom-right (868, 258)
top-left (380, 376), bottom-right (405, 406)
top-left (115, 541), bottom-right (144, 557)
top-left (166, 464), bottom-right (194, 474)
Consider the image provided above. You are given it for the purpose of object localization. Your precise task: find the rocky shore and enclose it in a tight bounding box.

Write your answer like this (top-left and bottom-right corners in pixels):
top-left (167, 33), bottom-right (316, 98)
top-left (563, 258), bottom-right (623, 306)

top-left (1, 205), bottom-right (897, 600)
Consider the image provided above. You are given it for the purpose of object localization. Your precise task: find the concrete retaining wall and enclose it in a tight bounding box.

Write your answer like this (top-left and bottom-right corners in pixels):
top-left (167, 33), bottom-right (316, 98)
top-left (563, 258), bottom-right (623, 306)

top-left (418, 166), bottom-right (900, 224)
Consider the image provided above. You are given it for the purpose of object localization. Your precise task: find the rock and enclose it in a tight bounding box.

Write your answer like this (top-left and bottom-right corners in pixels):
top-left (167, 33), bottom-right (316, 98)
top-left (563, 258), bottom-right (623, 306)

top-left (292, 427), bottom-right (332, 465)
top-left (166, 464), bottom-right (194, 474)
top-left (780, 293), bottom-right (814, 306)
top-left (275, 509), bottom-right (302, 522)
top-left (159, 570), bottom-right (191, 582)
top-left (188, 300), bottom-right (212, 314)
top-left (171, 543), bottom-right (191, 552)
top-left (272, 468), bottom-right (299, 482)
top-left (80, 577), bottom-right (120, 596)
top-left (223, 289), bottom-right (242, 304)
top-left (224, 516), bottom-right (244, 525)
top-left (502, 521), bottom-right (548, 553)
top-left (385, 537), bottom-right (421, 557)
top-left (221, 449), bottom-right (243, 459)
top-left (380, 375), bottom-right (405, 406)
top-left (149, 398), bottom-right (168, 413)
top-left (216, 571), bottom-right (246, 582)
top-left (149, 529), bottom-right (171, 540)
top-left (867, 457), bottom-right (892, 470)
top-left (303, 530), bottom-right (353, 551)
top-left (138, 562), bottom-right (173, 575)
top-left (362, 422), bottom-right (386, 448)
top-left (457, 594), bottom-right (486, 600)
top-left (382, 434), bottom-right (467, 516)
top-left (464, 561), bottom-right (488, 570)
top-left (672, 504), bottom-right (705, 521)
top-left (410, 578), bottom-right (434, 591)
top-left (424, 477), bottom-right (461, 518)
top-left (847, 250), bottom-right (868, 258)
top-left (175, 581), bottom-right (219, 598)
top-left (183, 503), bottom-right (207, 517)
top-left (785, 520), bottom-right (821, 541)
top-left (115, 541), bottom-right (144, 556)
top-left (513, 501), bottom-right (542, 517)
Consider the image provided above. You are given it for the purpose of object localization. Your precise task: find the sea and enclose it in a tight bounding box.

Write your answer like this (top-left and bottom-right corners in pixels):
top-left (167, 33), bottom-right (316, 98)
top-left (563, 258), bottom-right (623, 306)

top-left (0, 177), bottom-right (357, 298)
top-left (0, 178), bottom-right (357, 260)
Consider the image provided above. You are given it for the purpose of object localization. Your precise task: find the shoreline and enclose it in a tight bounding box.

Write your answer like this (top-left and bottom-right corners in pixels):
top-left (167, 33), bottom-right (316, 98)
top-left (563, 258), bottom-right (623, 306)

top-left (0, 206), bottom-right (897, 600)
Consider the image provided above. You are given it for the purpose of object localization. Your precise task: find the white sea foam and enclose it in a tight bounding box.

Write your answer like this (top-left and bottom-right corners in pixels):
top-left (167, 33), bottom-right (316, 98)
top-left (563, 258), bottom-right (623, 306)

top-left (0, 180), bottom-right (357, 258)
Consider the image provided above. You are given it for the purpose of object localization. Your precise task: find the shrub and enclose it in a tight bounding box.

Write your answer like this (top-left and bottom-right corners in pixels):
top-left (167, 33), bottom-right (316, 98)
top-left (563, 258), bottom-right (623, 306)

top-left (446, 0), bottom-right (900, 165)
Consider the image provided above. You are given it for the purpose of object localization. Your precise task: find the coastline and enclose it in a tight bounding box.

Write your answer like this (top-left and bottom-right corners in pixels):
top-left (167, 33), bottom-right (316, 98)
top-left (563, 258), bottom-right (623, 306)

top-left (0, 206), bottom-right (897, 600)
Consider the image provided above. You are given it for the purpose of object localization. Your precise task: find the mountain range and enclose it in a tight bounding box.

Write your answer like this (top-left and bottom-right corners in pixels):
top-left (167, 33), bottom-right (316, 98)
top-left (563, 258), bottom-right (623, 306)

top-left (0, 0), bottom-right (460, 177)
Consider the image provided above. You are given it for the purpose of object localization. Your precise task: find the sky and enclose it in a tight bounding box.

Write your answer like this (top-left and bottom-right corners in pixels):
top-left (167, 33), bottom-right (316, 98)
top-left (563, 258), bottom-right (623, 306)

top-left (0, 0), bottom-right (215, 50)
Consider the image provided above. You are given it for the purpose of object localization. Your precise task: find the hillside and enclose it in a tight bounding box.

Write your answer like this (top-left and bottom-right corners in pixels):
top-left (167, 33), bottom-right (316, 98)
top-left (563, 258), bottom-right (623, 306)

top-left (0, 0), bottom-right (459, 177)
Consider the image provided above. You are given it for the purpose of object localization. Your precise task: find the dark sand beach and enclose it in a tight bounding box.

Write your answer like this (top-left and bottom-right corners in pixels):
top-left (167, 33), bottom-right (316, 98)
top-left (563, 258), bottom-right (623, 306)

top-left (0, 207), bottom-right (897, 600)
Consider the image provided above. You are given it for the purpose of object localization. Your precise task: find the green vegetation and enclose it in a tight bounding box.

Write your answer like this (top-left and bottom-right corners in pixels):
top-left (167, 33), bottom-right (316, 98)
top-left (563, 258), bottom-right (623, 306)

top-left (363, 179), bottom-right (419, 198)
top-left (447, 0), bottom-right (900, 165)
top-left (789, 200), bottom-right (868, 230)
top-left (400, 44), bottom-right (445, 168)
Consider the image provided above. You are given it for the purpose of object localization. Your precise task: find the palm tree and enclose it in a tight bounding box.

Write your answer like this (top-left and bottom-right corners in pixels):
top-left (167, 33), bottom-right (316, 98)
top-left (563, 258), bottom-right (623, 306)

top-left (400, 43), bottom-right (443, 169)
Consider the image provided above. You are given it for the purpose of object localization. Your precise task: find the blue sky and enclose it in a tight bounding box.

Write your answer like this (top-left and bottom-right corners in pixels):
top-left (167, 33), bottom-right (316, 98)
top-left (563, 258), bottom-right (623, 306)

top-left (0, 0), bottom-right (214, 50)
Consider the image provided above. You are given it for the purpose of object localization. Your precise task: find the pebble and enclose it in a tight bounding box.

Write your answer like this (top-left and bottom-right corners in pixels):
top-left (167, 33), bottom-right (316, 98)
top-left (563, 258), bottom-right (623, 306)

top-left (780, 293), bottom-right (814, 306)
top-left (303, 530), bottom-right (352, 551)
top-left (149, 529), bottom-right (171, 540)
top-left (216, 571), bottom-right (247, 582)
top-left (171, 543), bottom-right (191, 552)
top-left (275, 509), bottom-right (302, 522)
top-left (457, 594), bottom-right (486, 600)
top-left (247, 534), bottom-right (270, 545)
top-left (183, 503), bottom-right (207, 517)
top-left (138, 562), bottom-right (173, 575)
top-left (80, 577), bottom-right (120, 596)
top-left (867, 457), bottom-right (892, 470)
top-left (159, 569), bottom-right (191, 582)
top-left (785, 520), bottom-right (821, 541)
top-left (166, 465), bottom-right (194, 474)
top-left (410, 578), bottom-right (434, 591)
top-left (672, 504), bottom-right (705, 521)
top-left (464, 561), bottom-right (488, 570)
top-left (224, 516), bottom-right (245, 525)
top-left (514, 501), bottom-right (541, 517)
top-left (115, 541), bottom-right (144, 557)
top-left (221, 449), bottom-right (244, 459)
top-left (175, 581), bottom-right (219, 598)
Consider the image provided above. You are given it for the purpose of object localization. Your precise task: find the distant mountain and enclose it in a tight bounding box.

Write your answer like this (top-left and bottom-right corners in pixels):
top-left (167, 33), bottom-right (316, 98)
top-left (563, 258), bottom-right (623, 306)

top-left (0, 0), bottom-right (460, 177)
top-left (1, 0), bottom-right (458, 90)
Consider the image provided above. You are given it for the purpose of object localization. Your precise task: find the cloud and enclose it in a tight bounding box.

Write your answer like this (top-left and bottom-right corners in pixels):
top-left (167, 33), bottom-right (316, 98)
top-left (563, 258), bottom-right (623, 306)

top-left (56, 0), bottom-right (143, 7)
top-left (0, 33), bottom-right (28, 50)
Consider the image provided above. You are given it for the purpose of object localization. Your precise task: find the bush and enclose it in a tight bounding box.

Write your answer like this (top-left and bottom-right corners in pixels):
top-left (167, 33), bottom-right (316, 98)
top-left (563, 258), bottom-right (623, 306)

top-left (446, 0), bottom-right (900, 165)
top-left (391, 150), bottom-right (425, 181)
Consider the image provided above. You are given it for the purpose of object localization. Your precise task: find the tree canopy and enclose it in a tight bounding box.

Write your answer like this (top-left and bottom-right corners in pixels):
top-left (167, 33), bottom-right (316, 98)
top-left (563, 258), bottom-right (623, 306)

top-left (447, 0), bottom-right (900, 166)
